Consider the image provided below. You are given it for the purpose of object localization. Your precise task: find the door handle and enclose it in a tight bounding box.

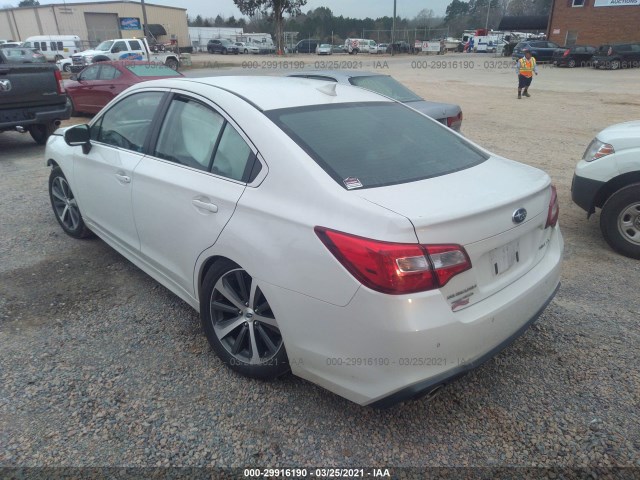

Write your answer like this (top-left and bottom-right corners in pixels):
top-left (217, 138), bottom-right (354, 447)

top-left (192, 199), bottom-right (218, 213)
top-left (115, 173), bottom-right (131, 184)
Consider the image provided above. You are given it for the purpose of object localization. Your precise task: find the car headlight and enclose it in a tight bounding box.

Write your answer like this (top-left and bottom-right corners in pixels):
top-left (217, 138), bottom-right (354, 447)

top-left (583, 138), bottom-right (615, 162)
top-left (84, 55), bottom-right (93, 63)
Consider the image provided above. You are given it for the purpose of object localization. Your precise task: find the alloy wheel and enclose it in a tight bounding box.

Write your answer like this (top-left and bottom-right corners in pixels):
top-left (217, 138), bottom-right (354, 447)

top-left (51, 176), bottom-right (81, 231)
top-left (210, 268), bottom-right (283, 365)
top-left (617, 202), bottom-right (640, 246)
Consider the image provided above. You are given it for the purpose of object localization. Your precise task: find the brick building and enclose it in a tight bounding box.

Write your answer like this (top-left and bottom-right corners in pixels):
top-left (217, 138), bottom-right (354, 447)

top-left (547, 0), bottom-right (640, 46)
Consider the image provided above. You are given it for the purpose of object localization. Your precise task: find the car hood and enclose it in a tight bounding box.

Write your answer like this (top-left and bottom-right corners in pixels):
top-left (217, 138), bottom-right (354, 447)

top-left (597, 120), bottom-right (640, 150)
top-left (74, 50), bottom-right (101, 57)
top-left (404, 99), bottom-right (462, 120)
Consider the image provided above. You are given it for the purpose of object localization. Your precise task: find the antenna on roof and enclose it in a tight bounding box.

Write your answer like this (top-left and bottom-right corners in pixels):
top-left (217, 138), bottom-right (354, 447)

top-left (316, 83), bottom-right (337, 97)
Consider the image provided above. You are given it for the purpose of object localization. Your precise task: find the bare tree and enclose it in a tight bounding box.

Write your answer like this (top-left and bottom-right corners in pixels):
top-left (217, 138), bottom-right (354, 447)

top-left (233, 0), bottom-right (308, 53)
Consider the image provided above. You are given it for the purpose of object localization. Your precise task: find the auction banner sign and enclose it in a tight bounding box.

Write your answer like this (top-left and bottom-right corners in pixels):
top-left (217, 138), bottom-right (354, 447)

top-left (594, 0), bottom-right (639, 6)
top-left (120, 17), bottom-right (142, 30)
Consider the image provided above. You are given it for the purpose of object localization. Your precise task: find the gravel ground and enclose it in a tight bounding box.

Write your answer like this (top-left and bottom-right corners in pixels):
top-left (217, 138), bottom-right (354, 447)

top-left (1, 54), bottom-right (639, 474)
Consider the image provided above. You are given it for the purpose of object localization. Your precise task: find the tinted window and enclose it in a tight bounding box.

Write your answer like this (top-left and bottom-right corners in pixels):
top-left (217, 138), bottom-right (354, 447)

top-left (95, 91), bottom-right (164, 152)
top-left (154, 97), bottom-right (225, 171)
top-left (212, 124), bottom-right (253, 181)
top-left (57, 41), bottom-right (63, 50)
top-left (129, 40), bottom-right (142, 51)
top-left (349, 75), bottom-right (422, 102)
top-left (112, 41), bottom-right (127, 52)
top-left (126, 64), bottom-right (181, 77)
top-left (40, 42), bottom-right (47, 51)
top-left (80, 65), bottom-right (100, 80)
top-left (267, 102), bottom-right (488, 189)
top-left (98, 65), bottom-right (121, 80)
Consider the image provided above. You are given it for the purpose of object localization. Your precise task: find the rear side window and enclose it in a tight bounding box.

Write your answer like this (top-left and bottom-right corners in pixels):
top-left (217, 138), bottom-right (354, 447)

top-left (129, 40), bottom-right (142, 51)
top-left (267, 102), bottom-right (488, 189)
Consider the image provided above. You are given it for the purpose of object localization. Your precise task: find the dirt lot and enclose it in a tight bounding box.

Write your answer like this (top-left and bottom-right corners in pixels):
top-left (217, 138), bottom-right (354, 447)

top-left (1, 53), bottom-right (639, 472)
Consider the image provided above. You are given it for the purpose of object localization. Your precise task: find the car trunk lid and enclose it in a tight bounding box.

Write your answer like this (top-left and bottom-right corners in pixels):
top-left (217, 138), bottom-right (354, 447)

top-left (357, 156), bottom-right (554, 308)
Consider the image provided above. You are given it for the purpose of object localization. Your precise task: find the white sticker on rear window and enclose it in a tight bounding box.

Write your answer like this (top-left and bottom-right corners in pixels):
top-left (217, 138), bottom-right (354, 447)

top-left (344, 177), bottom-right (363, 190)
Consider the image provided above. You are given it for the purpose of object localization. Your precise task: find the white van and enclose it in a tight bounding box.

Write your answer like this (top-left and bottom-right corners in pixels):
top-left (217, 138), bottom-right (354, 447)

top-left (22, 35), bottom-right (82, 61)
top-left (344, 38), bottom-right (376, 54)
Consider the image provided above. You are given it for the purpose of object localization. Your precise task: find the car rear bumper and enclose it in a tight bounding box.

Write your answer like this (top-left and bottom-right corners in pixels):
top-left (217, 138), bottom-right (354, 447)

top-left (263, 226), bottom-right (563, 406)
top-left (0, 98), bottom-right (71, 129)
top-left (571, 173), bottom-right (604, 216)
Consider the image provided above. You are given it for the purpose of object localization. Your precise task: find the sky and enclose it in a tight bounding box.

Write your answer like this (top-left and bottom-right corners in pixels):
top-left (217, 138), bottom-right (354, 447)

top-left (39, 0), bottom-right (453, 20)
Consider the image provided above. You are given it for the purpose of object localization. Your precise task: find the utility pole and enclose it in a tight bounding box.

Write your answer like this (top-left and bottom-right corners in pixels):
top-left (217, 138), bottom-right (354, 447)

top-left (485, 0), bottom-right (491, 31)
top-left (391, 0), bottom-right (396, 56)
top-left (141, 0), bottom-right (150, 41)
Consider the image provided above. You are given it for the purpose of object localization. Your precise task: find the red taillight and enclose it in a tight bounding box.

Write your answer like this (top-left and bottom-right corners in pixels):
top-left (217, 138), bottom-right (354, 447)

top-left (562, 49), bottom-right (570, 57)
top-left (54, 69), bottom-right (65, 94)
top-left (546, 185), bottom-right (559, 228)
top-left (315, 227), bottom-right (471, 295)
top-left (447, 111), bottom-right (463, 129)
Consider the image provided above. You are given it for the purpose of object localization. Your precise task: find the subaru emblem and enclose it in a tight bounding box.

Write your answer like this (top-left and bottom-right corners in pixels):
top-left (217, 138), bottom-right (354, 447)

top-left (512, 208), bottom-right (527, 224)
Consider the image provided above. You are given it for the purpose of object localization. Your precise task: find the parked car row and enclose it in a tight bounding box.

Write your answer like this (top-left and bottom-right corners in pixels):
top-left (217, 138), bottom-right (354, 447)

top-left (512, 40), bottom-right (640, 69)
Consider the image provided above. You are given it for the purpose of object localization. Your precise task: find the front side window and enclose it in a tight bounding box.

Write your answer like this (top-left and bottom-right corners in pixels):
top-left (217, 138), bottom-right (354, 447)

top-left (267, 102), bottom-right (488, 189)
top-left (154, 97), bottom-right (225, 171)
top-left (98, 65), bottom-right (121, 80)
top-left (112, 41), bottom-right (127, 53)
top-left (94, 91), bottom-right (164, 152)
top-left (79, 65), bottom-right (100, 81)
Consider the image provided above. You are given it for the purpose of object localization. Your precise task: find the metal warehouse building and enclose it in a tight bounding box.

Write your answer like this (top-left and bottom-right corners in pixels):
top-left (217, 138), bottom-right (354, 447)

top-left (547, 0), bottom-right (640, 46)
top-left (1, 1), bottom-right (189, 49)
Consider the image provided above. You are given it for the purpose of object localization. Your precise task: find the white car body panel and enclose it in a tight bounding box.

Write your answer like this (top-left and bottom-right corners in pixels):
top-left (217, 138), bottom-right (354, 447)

top-left (45, 76), bottom-right (563, 406)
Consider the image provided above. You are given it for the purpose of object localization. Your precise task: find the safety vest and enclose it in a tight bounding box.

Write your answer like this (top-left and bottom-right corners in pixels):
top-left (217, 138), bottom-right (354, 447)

top-left (518, 57), bottom-right (536, 77)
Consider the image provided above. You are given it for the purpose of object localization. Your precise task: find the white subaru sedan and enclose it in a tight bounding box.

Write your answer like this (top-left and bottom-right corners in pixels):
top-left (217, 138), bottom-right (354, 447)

top-left (45, 77), bottom-right (563, 407)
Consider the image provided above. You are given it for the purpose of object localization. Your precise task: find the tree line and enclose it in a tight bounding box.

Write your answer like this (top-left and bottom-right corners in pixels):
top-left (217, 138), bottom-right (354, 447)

top-left (191, 0), bottom-right (552, 50)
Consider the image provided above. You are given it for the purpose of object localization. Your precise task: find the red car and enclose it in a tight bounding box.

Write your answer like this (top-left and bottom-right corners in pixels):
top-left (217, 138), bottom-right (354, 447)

top-left (66, 60), bottom-right (183, 115)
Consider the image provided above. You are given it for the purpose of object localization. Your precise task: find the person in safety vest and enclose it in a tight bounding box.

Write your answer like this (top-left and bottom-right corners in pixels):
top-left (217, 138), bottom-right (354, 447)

top-left (516, 49), bottom-right (538, 99)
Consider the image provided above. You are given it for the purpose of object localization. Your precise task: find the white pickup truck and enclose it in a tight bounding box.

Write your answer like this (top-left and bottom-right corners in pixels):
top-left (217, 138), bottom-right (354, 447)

top-left (70, 37), bottom-right (180, 72)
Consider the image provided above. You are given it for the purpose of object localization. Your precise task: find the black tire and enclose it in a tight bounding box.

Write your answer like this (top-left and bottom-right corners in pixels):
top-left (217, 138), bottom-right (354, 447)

top-left (222, 48), bottom-right (227, 55)
top-left (49, 166), bottom-right (93, 239)
top-left (600, 184), bottom-right (640, 259)
top-left (165, 58), bottom-right (178, 70)
top-left (610, 59), bottom-right (620, 70)
top-left (568, 59), bottom-right (576, 68)
top-left (200, 259), bottom-right (289, 379)
top-left (29, 122), bottom-right (57, 145)
top-left (244, 48), bottom-right (248, 54)
top-left (63, 63), bottom-right (72, 73)
top-left (69, 97), bottom-right (78, 117)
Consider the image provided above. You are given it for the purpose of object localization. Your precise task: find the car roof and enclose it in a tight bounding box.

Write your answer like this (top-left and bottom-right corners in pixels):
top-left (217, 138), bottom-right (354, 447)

top-left (134, 76), bottom-right (393, 111)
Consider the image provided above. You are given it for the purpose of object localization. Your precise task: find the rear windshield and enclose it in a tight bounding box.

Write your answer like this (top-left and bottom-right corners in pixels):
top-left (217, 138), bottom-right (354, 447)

top-left (267, 102), bottom-right (488, 189)
top-left (126, 64), bottom-right (181, 77)
top-left (348, 75), bottom-right (422, 102)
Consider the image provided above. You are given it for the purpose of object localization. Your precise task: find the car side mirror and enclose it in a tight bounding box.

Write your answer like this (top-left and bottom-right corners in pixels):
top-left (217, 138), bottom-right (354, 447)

top-left (64, 124), bottom-right (92, 153)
